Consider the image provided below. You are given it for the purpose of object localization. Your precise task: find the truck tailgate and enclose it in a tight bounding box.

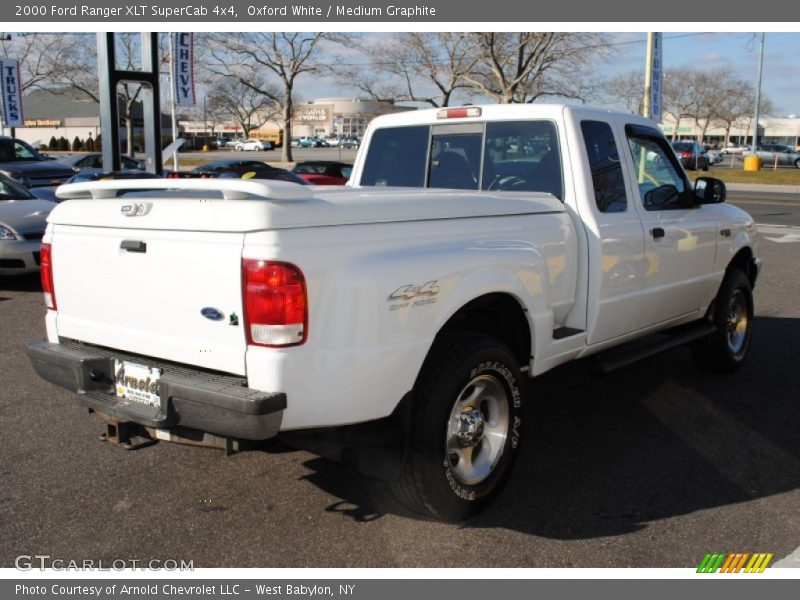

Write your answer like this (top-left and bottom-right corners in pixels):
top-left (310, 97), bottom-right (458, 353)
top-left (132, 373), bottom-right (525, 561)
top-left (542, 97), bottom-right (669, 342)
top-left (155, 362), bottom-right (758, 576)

top-left (51, 225), bottom-right (247, 375)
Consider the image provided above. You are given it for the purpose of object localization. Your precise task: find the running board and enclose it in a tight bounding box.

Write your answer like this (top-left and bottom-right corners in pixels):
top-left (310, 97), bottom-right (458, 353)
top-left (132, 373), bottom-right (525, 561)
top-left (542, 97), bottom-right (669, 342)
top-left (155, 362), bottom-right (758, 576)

top-left (592, 323), bottom-right (716, 374)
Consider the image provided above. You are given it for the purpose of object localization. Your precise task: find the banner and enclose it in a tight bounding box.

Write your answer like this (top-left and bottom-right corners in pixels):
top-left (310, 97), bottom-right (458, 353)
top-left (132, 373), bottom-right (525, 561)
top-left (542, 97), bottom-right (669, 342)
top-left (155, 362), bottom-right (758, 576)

top-left (0, 58), bottom-right (24, 128)
top-left (172, 32), bottom-right (196, 107)
top-left (649, 32), bottom-right (663, 122)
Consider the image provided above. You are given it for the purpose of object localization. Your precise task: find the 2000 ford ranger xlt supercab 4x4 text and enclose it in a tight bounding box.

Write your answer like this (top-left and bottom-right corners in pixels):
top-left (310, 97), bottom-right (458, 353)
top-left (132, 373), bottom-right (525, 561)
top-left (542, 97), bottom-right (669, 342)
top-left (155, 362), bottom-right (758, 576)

top-left (26, 104), bottom-right (761, 521)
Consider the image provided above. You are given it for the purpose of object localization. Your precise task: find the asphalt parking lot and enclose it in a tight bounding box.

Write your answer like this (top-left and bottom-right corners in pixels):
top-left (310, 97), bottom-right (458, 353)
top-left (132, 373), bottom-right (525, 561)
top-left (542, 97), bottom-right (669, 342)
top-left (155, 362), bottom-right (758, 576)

top-left (1, 194), bottom-right (799, 568)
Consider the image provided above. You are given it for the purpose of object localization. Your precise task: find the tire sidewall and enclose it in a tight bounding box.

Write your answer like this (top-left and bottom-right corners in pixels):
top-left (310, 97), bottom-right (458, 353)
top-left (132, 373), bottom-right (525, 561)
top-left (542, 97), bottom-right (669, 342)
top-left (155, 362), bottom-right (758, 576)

top-left (713, 269), bottom-right (754, 365)
top-left (416, 342), bottom-right (523, 519)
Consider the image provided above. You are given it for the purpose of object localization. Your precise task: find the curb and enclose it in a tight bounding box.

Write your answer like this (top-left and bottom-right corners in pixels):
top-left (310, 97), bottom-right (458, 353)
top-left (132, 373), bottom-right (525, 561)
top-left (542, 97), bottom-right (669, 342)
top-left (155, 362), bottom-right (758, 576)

top-left (726, 183), bottom-right (800, 194)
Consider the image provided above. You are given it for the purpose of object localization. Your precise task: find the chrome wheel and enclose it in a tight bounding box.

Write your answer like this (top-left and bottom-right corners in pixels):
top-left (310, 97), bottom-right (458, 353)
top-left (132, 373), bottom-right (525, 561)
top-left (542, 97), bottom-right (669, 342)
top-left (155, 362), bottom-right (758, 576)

top-left (726, 289), bottom-right (749, 355)
top-left (445, 374), bottom-right (509, 486)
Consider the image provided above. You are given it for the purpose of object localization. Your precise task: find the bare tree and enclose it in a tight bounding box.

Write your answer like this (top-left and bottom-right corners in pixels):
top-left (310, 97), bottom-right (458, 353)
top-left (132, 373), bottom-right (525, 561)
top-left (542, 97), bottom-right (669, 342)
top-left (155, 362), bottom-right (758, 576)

top-left (0, 33), bottom-right (81, 93)
top-left (662, 67), bottom-right (706, 141)
top-left (461, 32), bottom-right (609, 104)
top-left (338, 33), bottom-right (477, 108)
top-left (600, 69), bottom-right (644, 114)
top-left (204, 33), bottom-right (350, 162)
top-left (207, 77), bottom-right (281, 138)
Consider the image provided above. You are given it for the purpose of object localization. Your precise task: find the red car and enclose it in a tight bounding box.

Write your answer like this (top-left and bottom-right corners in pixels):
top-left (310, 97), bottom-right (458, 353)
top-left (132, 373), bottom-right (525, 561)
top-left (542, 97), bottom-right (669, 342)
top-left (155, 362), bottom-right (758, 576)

top-left (292, 161), bottom-right (352, 186)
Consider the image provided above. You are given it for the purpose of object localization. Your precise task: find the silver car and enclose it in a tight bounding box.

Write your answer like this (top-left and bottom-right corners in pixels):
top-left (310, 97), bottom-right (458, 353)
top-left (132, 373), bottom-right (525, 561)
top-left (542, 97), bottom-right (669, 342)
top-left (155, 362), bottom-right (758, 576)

top-left (751, 144), bottom-right (800, 168)
top-left (0, 175), bottom-right (54, 276)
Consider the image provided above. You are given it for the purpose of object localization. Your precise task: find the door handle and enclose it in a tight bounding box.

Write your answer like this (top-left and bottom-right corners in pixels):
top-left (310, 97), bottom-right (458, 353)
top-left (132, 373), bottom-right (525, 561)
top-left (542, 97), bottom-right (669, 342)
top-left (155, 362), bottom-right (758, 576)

top-left (650, 227), bottom-right (665, 240)
top-left (120, 240), bottom-right (147, 253)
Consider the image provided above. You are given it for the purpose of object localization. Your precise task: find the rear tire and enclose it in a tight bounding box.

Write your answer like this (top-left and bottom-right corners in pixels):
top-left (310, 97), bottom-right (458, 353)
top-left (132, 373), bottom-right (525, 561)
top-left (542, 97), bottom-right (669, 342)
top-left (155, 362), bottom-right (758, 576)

top-left (393, 332), bottom-right (523, 521)
top-left (691, 268), bottom-right (753, 373)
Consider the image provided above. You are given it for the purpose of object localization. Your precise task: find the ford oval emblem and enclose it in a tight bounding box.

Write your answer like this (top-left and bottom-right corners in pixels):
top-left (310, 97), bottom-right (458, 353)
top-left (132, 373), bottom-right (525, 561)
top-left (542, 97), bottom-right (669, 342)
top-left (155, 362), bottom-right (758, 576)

top-left (201, 307), bottom-right (224, 321)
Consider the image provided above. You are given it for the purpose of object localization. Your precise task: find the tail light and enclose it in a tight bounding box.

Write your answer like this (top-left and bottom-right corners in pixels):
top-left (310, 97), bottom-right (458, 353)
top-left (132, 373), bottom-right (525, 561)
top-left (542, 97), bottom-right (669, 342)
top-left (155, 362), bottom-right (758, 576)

top-left (40, 242), bottom-right (57, 310)
top-left (681, 151), bottom-right (692, 159)
top-left (242, 259), bottom-right (307, 347)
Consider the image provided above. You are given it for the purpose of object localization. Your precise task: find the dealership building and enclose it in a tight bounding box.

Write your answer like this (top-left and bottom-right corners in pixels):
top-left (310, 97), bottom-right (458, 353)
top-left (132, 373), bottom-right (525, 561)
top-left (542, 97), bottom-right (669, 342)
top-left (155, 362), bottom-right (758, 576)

top-left (8, 89), bottom-right (171, 149)
top-left (660, 113), bottom-right (800, 147)
top-left (286, 97), bottom-right (415, 138)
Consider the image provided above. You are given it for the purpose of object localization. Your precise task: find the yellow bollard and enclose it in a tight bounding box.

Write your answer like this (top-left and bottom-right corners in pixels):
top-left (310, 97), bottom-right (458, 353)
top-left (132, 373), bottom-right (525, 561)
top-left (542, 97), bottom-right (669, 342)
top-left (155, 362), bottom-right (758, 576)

top-left (743, 155), bottom-right (761, 171)
top-left (202, 144), bottom-right (209, 152)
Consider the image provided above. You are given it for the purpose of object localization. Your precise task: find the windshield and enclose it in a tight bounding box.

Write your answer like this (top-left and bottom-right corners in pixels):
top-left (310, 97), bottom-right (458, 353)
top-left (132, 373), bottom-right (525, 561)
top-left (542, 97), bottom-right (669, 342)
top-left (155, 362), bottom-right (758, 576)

top-left (0, 139), bottom-right (44, 162)
top-left (0, 176), bottom-right (36, 200)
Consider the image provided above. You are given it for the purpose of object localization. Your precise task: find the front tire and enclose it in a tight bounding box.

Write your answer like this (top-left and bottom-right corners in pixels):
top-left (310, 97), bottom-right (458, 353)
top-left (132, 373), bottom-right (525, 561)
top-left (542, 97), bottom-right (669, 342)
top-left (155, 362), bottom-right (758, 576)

top-left (393, 332), bottom-right (523, 521)
top-left (691, 268), bottom-right (753, 373)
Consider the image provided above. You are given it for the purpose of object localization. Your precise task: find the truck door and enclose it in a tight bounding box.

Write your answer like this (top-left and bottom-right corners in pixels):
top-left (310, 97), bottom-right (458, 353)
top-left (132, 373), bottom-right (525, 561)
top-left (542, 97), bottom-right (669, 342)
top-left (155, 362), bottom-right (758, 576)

top-left (578, 119), bottom-right (647, 344)
top-left (622, 124), bottom-right (718, 327)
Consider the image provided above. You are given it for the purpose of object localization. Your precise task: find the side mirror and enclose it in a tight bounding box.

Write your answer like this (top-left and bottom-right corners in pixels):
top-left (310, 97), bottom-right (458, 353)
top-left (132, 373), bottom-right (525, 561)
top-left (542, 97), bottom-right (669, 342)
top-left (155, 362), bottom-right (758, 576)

top-left (694, 177), bottom-right (726, 204)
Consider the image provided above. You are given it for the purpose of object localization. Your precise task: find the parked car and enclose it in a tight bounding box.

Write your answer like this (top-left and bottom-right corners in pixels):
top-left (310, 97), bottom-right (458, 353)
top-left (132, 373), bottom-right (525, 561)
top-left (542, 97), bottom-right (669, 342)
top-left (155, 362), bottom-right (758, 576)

top-left (671, 141), bottom-right (710, 171)
top-left (721, 143), bottom-right (750, 155)
top-left (216, 138), bottom-right (235, 149)
top-left (191, 160), bottom-right (274, 177)
top-left (57, 152), bottom-right (144, 175)
top-left (338, 136), bottom-right (361, 149)
top-left (0, 137), bottom-right (78, 188)
top-left (0, 174), bottom-right (55, 275)
top-left (703, 146), bottom-right (724, 165)
top-left (292, 161), bottom-right (352, 185)
top-left (234, 139), bottom-right (274, 152)
top-left (228, 168), bottom-right (308, 185)
top-left (184, 160), bottom-right (308, 185)
top-left (29, 104), bottom-right (759, 522)
top-left (748, 144), bottom-right (800, 168)
top-left (63, 171), bottom-right (163, 185)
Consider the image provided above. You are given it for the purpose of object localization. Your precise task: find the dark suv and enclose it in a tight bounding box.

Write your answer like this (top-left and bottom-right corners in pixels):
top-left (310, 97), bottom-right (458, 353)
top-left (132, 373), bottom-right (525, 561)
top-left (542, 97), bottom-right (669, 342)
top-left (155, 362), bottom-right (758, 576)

top-left (0, 137), bottom-right (76, 187)
top-left (671, 141), bottom-right (710, 171)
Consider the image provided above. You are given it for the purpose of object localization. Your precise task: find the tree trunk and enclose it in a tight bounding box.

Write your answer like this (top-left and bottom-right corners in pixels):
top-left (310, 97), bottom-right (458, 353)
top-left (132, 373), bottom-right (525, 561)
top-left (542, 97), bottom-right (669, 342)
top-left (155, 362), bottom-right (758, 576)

top-left (282, 95), bottom-right (293, 163)
top-left (672, 116), bottom-right (681, 141)
top-left (126, 118), bottom-right (134, 157)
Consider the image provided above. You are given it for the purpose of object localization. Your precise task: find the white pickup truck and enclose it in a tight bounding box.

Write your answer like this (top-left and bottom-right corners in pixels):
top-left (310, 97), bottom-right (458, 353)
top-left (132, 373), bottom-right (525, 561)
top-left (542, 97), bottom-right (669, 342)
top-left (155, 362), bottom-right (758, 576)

top-left (26, 104), bottom-right (761, 521)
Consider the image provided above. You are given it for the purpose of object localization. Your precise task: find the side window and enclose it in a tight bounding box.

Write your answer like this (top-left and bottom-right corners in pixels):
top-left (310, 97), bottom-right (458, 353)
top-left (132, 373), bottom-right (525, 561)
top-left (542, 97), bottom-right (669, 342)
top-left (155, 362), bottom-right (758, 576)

top-left (360, 126), bottom-right (429, 187)
top-left (580, 120), bottom-right (627, 213)
top-left (625, 127), bottom-right (689, 211)
top-left (13, 140), bottom-right (38, 160)
top-left (482, 120), bottom-right (562, 198)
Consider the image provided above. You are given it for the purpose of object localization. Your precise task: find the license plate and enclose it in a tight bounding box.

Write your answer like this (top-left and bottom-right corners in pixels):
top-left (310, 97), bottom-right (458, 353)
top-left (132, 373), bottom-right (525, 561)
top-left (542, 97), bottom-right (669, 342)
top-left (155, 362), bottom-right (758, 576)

top-left (114, 360), bottom-right (162, 408)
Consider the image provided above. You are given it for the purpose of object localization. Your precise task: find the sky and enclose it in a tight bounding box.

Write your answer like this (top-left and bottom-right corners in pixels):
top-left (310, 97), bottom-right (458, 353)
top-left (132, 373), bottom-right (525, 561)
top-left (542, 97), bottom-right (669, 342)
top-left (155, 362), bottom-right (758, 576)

top-left (295, 32), bottom-right (800, 116)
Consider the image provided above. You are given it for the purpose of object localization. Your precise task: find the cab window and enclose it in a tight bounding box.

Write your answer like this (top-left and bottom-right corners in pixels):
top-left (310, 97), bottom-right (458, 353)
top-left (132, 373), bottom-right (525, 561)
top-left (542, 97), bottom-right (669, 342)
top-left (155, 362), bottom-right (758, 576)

top-left (625, 125), bottom-right (690, 211)
top-left (580, 120), bottom-right (626, 213)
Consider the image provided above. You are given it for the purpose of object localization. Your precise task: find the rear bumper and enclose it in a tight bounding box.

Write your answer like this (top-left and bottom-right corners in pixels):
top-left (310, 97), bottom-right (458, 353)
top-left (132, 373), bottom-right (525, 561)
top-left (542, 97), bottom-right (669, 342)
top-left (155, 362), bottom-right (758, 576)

top-left (25, 338), bottom-right (285, 440)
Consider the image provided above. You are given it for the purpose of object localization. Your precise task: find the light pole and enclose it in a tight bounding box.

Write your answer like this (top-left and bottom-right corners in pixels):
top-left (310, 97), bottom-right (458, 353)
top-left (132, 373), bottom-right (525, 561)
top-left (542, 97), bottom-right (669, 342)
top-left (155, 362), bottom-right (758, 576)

top-left (168, 33), bottom-right (179, 170)
top-left (751, 33), bottom-right (765, 150)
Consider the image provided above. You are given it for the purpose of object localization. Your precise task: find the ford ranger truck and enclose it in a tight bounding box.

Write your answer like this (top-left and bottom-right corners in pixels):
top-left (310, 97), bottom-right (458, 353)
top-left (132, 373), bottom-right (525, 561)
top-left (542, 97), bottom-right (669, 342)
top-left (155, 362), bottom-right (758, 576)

top-left (26, 104), bottom-right (761, 521)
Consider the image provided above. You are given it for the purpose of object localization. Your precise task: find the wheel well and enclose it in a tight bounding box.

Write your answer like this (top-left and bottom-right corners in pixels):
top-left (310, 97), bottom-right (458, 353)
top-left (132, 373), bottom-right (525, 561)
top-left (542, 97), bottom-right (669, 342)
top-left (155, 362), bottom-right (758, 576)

top-left (728, 246), bottom-right (756, 287)
top-left (436, 293), bottom-right (531, 367)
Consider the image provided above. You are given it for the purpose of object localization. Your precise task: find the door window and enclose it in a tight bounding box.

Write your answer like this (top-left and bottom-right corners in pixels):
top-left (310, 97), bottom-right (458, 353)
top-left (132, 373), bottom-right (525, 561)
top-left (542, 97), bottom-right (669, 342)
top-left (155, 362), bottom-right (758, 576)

top-left (626, 127), bottom-right (690, 211)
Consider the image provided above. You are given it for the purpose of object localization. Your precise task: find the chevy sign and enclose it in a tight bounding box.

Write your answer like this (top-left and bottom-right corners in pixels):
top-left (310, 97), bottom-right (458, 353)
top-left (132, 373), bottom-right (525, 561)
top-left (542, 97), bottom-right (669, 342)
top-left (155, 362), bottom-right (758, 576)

top-left (0, 59), bottom-right (24, 128)
top-left (172, 33), bottom-right (196, 107)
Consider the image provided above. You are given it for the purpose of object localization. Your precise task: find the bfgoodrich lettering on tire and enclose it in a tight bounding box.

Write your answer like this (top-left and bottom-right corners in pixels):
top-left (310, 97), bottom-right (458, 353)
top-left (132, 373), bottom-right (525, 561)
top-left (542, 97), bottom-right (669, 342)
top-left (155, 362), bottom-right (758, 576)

top-left (393, 331), bottom-right (523, 521)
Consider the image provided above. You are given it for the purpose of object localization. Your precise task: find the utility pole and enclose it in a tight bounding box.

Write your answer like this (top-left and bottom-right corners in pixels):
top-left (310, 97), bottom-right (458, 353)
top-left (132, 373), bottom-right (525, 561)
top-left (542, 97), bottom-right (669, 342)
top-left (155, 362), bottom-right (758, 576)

top-left (642, 32), bottom-right (655, 119)
top-left (168, 33), bottom-right (179, 170)
top-left (751, 32), bottom-right (765, 150)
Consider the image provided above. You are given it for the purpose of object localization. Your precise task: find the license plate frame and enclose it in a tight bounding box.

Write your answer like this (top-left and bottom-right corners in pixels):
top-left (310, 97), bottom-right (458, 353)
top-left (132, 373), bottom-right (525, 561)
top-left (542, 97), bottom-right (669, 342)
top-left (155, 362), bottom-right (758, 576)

top-left (114, 359), bottom-right (162, 409)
